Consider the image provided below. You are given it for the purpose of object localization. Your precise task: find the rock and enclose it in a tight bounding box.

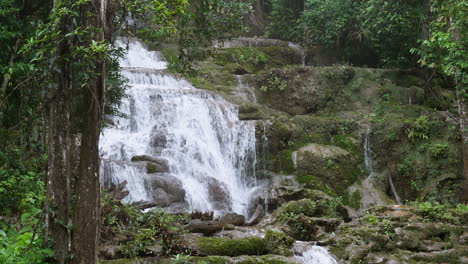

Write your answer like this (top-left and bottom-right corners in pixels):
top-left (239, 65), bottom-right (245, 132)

top-left (131, 155), bottom-right (169, 173)
top-left (246, 204), bottom-right (264, 226)
top-left (98, 245), bottom-right (121, 259)
top-left (187, 235), bottom-right (267, 256)
top-left (184, 219), bottom-right (225, 235)
top-left (250, 173), bottom-right (306, 213)
top-left (264, 230), bottom-right (295, 256)
top-left (231, 255), bottom-right (298, 264)
top-left (206, 178), bottom-right (231, 211)
top-left (297, 143), bottom-right (350, 159)
top-left (147, 174), bottom-right (185, 207)
top-left (149, 133), bottom-right (167, 148)
top-left (219, 213), bottom-right (245, 226)
top-left (308, 217), bottom-right (342, 232)
top-left (295, 143), bottom-right (361, 194)
top-left (257, 66), bottom-right (355, 115)
top-left (184, 213), bottom-right (245, 235)
top-left (130, 200), bottom-right (158, 210)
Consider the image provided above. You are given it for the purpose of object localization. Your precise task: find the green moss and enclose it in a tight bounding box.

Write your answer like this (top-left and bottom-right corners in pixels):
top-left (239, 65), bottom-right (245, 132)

top-left (233, 255), bottom-right (297, 264)
top-left (195, 236), bottom-right (267, 256)
top-left (146, 162), bottom-right (158, 174)
top-left (264, 230), bottom-right (295, 256)
top-left (187, 256), bottom-right (230, 264)
top-left (342, 190), bottom-right (362, 210)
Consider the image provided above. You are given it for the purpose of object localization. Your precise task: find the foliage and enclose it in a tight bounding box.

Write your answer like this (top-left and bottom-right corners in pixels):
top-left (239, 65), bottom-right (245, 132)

top-left (267, 0), bottom-right (304, 41)
top-left (120, 0), bottom-right (188, 42)
top-left (410, 201), bottom-right (468, 224)
top-left (101, 192), bottom-right (190, 258)
top-left (0, 198), bottom-right (51, 264)
top-left (266, 0), bottom-right (426, 66)
top-left (428, 143), bottom-right (449, 158)
top-left (259, 68), bottom-right (288, 92)
top-left (404, 115), bottom-right (430, 141)
top-left (173, 0), bottom-right (252, 76)
top-left (300, 0), bottom-right (356, 49)
top-left (412, 0), bottom-right (468, 96)
top-left (358, 0), bottom-right (424, 67)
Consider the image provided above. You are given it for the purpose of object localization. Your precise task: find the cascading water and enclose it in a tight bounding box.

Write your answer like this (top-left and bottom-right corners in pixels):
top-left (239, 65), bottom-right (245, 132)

top-left (100, 39), bottom-right (257, 216)
top-left (293, 242), bottom-right (338, 264)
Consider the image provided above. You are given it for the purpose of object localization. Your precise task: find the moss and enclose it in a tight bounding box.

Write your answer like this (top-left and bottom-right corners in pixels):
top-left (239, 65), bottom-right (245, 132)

top-left (194, 236), bottom-right (267, 256)
top-left (146, 162), bottom-right (158, 174)
top-left (342, 190), bottom-right (362, 210)
top-left (233, 255), bottom-right (297, 264)
top-left (264, 230), bottom-right (295, 256)
top-left (187, 256), bottom-right (230, 264)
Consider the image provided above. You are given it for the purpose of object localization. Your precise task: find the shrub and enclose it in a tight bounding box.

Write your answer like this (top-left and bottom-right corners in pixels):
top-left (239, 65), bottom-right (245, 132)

top-left (404, 115), bottom-right (430, 141)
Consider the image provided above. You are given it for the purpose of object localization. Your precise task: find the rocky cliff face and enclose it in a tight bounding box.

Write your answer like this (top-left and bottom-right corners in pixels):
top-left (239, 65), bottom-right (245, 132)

top-left (99, 39), bottom-right (467, 264)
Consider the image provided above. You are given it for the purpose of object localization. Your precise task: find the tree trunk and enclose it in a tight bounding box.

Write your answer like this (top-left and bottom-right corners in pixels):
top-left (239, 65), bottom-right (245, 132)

top-left (71, 1), bottom-right (114, 263)
top-left (45, 10), bottom-right (73, 263)
top-left (456, 80), bottom-right (468, 202)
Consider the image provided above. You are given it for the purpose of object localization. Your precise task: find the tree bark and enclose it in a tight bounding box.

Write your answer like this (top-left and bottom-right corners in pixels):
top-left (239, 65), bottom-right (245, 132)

top-left (71, 1), bottom-right (114, 263)
top-left (45, 8), bottom-right (73, 263)
top-left (456, 80), bottom-right (468, 203)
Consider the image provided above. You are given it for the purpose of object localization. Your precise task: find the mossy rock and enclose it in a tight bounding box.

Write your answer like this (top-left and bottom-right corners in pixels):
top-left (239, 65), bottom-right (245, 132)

top-left (190, 236), bottom-right (267, 256)
top-left (233, 255), bottom-right (298, 264)
top-left (264, 230), bottom-right (295, 256)
top-left (295, 143), bottom-right (363, 194)
top-left (256, 66), bottom-right (355, 115)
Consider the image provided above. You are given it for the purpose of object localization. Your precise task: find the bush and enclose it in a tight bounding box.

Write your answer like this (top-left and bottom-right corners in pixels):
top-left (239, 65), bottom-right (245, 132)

top-left (410, 201), bottom-right (467, 224)
top-left (404, 115), bottom-right (430, 141)
top-left (101, 193), bottom-right (190, 258)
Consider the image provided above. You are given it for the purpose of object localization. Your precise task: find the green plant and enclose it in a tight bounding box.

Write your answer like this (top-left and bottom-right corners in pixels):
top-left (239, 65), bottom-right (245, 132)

top-left (380, 219), bottom-right (394, 235)
top-left (173, 254), bottom-right (191, 264)
top-left (410, 201), bottom-right (464, 224)
top-left (362, 214), bottom-right (379, 225)
top-left (260, 75), bottom-right (287, 92)
top-left (428, 143), bottom-right (449, 158)
top-left (404, 115), bottom-right (430, 141)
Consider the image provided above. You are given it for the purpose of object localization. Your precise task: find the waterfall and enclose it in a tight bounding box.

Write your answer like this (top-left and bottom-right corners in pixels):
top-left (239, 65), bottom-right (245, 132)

top-left (100, 39), bottom-right (257, 216)
top-left (364, 128), bottom-right (374, 177)
top-left (388, 174), bottom-right (402, 204)
top-left (234, 75), bottom-right (257, 103)
top-left (293, 242), bottom-right (337, 264)
top-left (288, 42), bottom-right (306, 66)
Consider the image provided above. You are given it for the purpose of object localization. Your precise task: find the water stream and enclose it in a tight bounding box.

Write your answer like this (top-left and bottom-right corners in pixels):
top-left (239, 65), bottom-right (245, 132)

top-left (100, 39), bottom-right (258, 216)
top-left (293, 242), bottom-right (338, 264)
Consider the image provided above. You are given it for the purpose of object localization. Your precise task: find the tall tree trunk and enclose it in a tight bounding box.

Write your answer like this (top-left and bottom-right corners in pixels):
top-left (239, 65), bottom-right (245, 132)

top-left (45, 10), bottom-right (73, 263)
top-left (456, 79), bottom-right (468, 203)
top-left (71, 1), bottom-right (114, 262)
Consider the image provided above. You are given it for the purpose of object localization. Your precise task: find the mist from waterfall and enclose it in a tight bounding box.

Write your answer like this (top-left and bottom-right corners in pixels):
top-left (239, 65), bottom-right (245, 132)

top-left (100, 39), bottom-right (257, 216)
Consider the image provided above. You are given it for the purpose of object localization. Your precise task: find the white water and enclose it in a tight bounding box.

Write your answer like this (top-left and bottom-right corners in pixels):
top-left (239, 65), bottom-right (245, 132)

top-left (100, 39), bottom-right (257, 216)
top-left (234, 75), bottom-right (257, 103)
top-left (288, 42), bottom-right (306, 66)
top-left (294, 242), bottom-right (337, 264)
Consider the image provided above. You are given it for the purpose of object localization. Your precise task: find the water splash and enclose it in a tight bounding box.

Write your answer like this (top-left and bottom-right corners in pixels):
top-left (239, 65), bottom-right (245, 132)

top-left (294, 242), bottom-right (337, 264)
top-left (100, 38), bottom-right (257, 216)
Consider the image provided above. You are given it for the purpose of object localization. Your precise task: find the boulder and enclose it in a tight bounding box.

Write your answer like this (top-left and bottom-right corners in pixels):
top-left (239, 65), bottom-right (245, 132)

top-left (147, 174), bottom-right (185, 207)
top-left (184, 219), bottom-right (226, 235)
top-left (295, 143), bottom-right (361, 194)
top-left (206, 178), bottom-right (231, 211)
top-left (219, 213), bottom-right (245, 226)
top-left (131, 155), bottom-right (169, 173)
top-left (184, 213), bottom-right (245, 236)
top-left (264, 230), bottom-right (295, 256)
top-left (246, 204), bottom-right (264, 226)
top-left (186, 235), bottom-right (267, 256)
